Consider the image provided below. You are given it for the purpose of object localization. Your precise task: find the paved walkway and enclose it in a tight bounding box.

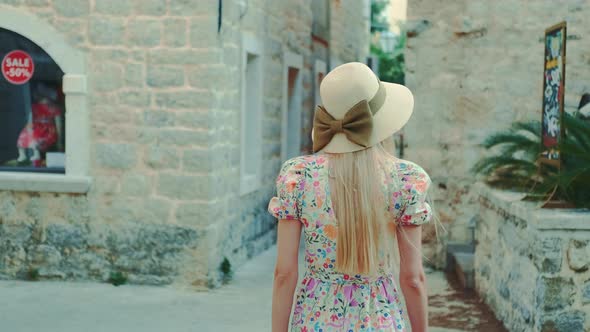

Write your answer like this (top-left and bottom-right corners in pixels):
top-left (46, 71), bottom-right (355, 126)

top-left (0, 245), bottom-right (503, 332)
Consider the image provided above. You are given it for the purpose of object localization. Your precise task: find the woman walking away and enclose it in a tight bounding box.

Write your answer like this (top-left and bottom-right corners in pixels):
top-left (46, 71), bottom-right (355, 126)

top-left (269, 62), bottom-right (434, 332)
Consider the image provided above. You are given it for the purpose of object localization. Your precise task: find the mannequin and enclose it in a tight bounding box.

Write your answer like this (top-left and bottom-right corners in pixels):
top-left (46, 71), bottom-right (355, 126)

top-left (16, 82), bottom-right (63, 167)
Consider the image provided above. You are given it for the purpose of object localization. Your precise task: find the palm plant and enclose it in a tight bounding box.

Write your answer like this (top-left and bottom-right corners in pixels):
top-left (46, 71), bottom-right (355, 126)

top-left (472, 113), bottom-right (590, 208)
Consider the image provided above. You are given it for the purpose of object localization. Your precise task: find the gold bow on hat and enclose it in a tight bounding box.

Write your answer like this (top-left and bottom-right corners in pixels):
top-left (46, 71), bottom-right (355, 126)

top-left (312, 100), bottom-right (374, 153)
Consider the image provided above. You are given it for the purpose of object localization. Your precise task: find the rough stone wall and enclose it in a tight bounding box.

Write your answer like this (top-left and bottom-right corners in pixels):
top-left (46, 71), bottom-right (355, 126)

top-left (329, 0), bottom-right (370, 65)
top-left (475, 184), bottom-right (590, 331)
top-left (0, 0), bottom-right (369, 288)
top-left (405, 0), bottom-right (590, 245)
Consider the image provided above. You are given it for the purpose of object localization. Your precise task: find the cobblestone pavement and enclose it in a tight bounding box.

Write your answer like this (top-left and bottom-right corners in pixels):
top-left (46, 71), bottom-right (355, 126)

top-left (0, 245), bottom-right (505, 332)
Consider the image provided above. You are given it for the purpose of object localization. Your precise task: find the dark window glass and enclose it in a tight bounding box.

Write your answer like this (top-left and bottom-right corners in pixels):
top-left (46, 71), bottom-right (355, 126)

top-left (0, 28), bottom-right (65, 174)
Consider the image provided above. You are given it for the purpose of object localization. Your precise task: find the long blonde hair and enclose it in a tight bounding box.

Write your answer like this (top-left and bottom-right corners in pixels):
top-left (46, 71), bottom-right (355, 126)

top-left (327, 141), bottom-right (398, 276)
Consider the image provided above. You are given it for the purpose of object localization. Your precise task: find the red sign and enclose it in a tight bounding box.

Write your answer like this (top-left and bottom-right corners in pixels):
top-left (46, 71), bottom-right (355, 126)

top-left (2, 50), bottom-right (35, 85)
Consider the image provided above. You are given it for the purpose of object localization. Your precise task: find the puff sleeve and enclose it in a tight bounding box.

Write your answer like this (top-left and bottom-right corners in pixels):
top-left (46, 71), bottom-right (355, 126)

top-left (267, 158), bottom-right (304, 221)
top-left (398, 164), bottom-right (433, 226)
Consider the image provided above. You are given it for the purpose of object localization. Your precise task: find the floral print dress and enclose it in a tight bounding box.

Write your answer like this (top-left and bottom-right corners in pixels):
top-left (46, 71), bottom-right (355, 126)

top-left (268, 154), bottom-right (433, 332)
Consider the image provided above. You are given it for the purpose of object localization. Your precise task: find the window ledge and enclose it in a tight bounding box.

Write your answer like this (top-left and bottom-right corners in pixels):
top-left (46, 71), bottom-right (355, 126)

top-left (474, 182), bottom-right (590, 230)
top-left (0, 172), bottom-right (91, 194)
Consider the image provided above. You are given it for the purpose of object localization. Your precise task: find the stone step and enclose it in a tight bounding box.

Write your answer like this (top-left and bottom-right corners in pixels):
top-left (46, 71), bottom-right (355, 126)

top-left (453, 252), bottom-right (475, 290)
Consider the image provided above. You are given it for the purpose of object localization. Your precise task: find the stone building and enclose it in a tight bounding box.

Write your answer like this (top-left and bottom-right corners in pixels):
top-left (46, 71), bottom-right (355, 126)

top-left (405, 0), bottom-right (590, 249)
top-left (0, 0), bottom-right (370, 288)
top-left (406, 0), bottom-right (590, 330)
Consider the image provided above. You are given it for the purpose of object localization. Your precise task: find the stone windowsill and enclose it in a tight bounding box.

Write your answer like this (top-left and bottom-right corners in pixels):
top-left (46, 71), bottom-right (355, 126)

top-left (0, 172), bottom-right (91, 194)
top-left (474, 182), bottom-right (590, 230)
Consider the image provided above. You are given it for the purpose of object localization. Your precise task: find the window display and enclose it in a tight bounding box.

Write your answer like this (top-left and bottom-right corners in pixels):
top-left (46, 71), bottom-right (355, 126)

top-left (0, 28), bottom-right (65, 173)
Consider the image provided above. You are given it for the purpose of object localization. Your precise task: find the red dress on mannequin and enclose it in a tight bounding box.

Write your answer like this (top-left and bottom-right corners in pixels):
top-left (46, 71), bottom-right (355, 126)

top-left (17, 103), bottom-right (61, 151)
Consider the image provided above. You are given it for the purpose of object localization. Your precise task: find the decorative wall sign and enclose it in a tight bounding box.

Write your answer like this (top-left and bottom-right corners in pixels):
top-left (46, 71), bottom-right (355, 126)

top-left (540, 22), bottom-right (566, 167)
top-left (1, 50), bottom-right (34, 85)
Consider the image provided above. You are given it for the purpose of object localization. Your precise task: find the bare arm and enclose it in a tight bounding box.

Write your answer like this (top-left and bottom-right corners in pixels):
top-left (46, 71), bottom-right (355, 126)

top-left (397, 225), bottom-right (428, 332)
top-left (272, 219), bottom-right (302, 332)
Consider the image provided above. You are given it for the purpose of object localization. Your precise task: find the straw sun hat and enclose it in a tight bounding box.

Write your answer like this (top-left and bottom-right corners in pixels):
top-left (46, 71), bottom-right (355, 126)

top-left (312, 62), bottom-right (415, 154)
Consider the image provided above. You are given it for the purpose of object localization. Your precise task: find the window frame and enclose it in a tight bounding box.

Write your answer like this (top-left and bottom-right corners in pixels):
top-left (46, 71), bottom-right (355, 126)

top-left (281, 51), bottom-right (304, 162)
top-left (0, 7), bottom-right (90, 193)
top-left (239, 33), bottom-right (264, 196)
top-left (330, 56), bottom-right (343, 70)
top-left (313, 59), bottom-right (327, 107)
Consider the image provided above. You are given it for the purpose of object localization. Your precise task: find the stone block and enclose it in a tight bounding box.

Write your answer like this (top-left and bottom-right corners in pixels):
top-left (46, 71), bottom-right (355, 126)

top-left (157, 129), bottom-right (207, 146)
top-left (142, 199), bottom-right (172, 224)
top-left (125, 63), bottom-right (145, 87)
top-left (128, 19), bottom-right (161, 47)
top-left (567, 239), bottom-right (590, 272)
top-left (103, 198), bottom-right (140, 224)
top-left (132, 0), bottom-right (167, 15)
top-left (95, 143), bottom-right (137, 170)
top-left (175, 110), bottom-right (209, 128)
top-left (38, 267), bottom-right (66, 279)
top-left (582, 279), bottom-right (590, 304)
top-left (175, 202), bottom-right (210, 226)
top-left (113, 251), bottom-right (150, 273)
top-left (89, 17), bottom-right (125, 45)
top-left (497, 278), bottom-right (510, 299)
top-left (535, 276), bottom-right (575, 312)
top-left (127, 274), bottom-right (173, 285)
top-left (121, 174), bottom-right (150, 197)
top-left (90, 49), bottom-right (129, 63)
top-left (137, 224), bottom-right (202, 251)
top-left (45, 224), bottom-right (86, 249)
top-left (182, 149), bottom-right (211, 172)
top-left (94, 0), bottom-right (132, 15)
top-left (145, 145), bottom-right (180, 169)
top-left (0, 224), bottom-right (33, 246)
top-left (533, 237), bottom-right (562, 274)
top-left (66, 196), bottom-right (92, 224)
top-left (189, 16), bottom-right (218, 47)
top-left (155, 91), bottom-right (212, 109)
top-left (147, 65), bottom-right (184, 87)
top-left (29, 244), bottom-right (62, 266)
top-left (148, 49), bottom-right (221, 65)
top-left (540, 311), bottom-right (585, 332)
top-left (130, 50), bottom-right (146, 62)
top-left (63, 252), bottom-right (111, 280)
top-left (187, 65), bottom-right (226, 89)
top-left (157, 174), bottom-right (209, 200)
top-left (169, 0), bottom-right (216, 15)
top-left (143, 110), bottom-right (175, 127)
top-left (54, 0), bottom-right (89, 17)
top-left (91, 62), bottom-right (124, 92)
top-left (118, 90), bottom-right (152, 107)
top-left (24, 0), bottom-right (48, 6)
top-left (163, 18), bottom-right (187, 47)
top-left (0, 192), bottom-right (18, 223)
top-left (24, 197), bottom-right (45, 222)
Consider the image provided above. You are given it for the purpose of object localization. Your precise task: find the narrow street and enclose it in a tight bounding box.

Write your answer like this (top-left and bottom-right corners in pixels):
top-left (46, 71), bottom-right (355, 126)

top-left (0, 244), bottom-right (504, 332)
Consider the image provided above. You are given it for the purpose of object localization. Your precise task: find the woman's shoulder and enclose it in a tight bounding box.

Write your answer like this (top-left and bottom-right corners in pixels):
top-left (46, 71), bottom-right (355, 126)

top-left (279, 154), bottom-right (327, 174)
top-left (389, 157), bottom-right (431, 185)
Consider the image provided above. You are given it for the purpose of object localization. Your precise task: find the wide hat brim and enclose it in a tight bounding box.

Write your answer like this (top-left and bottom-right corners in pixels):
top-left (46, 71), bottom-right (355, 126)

top-left (313, 81), bottom-right (414, 154)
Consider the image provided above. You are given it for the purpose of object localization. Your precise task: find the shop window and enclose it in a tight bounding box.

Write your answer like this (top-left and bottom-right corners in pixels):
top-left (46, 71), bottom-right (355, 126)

top-left (0, 28), bottom-right (66, 174)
